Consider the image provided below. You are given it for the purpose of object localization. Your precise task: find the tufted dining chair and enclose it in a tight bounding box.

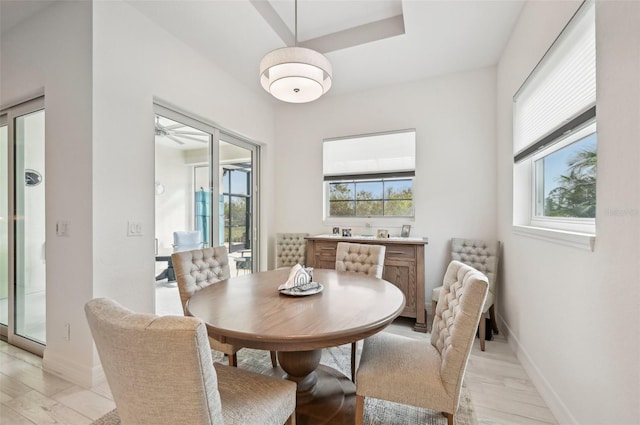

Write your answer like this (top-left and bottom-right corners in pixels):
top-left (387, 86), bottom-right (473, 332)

top-left (172, 246), bottom-right (277, 368)
top-left (355, 261), bottom-right (488, 425)
top-left (85, 298), bottom-right (296, 425)
top-left (335, 242), bottom-right (386, 382)
top-left (276, 233), bottom-right (309, 268)
top-left (431, 238), bottom-right (500, 351)
top-left (335, 242), bottom-right (385, 277)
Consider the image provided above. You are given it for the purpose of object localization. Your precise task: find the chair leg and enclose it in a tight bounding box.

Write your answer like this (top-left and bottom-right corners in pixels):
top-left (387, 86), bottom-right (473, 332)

top-left (270, 350), bottom-right (278, 367)
top-left (228, 353), bottom-right (238, 367)
top-left (351, 342), bottom-right (357, 382)
top-left (355, 395), bottom-right (365, 425)
top-left (285, 412), bottom-right (296, 425)
top-left (479, 312), bottom-right (487, 352)
top-left (489, 304), bottom-right (499, 334)
top-left (445, 412), bottom-right (454, 425)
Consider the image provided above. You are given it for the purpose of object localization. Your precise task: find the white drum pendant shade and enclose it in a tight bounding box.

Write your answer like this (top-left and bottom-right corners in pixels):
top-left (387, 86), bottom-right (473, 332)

top-left (260, 47), bottom-right (332, 103)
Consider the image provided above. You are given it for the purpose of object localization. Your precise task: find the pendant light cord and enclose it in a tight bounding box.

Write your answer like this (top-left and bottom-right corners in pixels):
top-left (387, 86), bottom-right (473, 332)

top-left (294, 0), bottom-right (298, 47)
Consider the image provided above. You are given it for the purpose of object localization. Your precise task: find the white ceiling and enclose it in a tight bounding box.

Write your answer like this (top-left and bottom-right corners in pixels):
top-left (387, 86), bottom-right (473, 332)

top-left (127, 0), bottom-right (525, 101)
top-left (2, 0), bottom-right (525, 102)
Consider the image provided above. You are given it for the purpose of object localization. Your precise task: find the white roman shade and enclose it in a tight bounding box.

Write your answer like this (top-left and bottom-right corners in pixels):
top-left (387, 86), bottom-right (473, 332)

top-left (323, 129), bottom-right (416, 178)
top-left (513, 0), bottom-right (595, 157)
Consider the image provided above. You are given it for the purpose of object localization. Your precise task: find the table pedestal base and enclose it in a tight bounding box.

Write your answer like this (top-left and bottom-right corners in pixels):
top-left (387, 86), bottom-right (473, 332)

top-left (294, 365), bottom-right (355, 425)
top-left (274, 350), bottom-right (355, 425)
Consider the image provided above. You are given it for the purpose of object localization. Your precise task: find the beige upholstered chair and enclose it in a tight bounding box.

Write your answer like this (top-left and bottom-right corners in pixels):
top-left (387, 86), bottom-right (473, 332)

top-left (431, 238), bottom-right (500, 351)
top-left (335, 242), bottom-right (385, 277)
top-left (335, 242), bottom-right (386, 382)
top-left (172, 246), bottom-right (277, 368)
top-left (355, 261), bottom-right (488, 425)
top-left (85, 298), bottom-right (296, 425)
top-left (276, 233), bottom-right (309, 268)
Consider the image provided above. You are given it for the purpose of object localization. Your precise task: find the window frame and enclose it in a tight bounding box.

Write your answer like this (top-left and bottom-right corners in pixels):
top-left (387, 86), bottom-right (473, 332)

top-left (325, 174), bottom-right (414, 220)
top-left (322, 129), bottom-right (416, 225)
top-left (512, 0), bottom-right (596, 241)
top-left (529, 121), bottom-right (596, 234)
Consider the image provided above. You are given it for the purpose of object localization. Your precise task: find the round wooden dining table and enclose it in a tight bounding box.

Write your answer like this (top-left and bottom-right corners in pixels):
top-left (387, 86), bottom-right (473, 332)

top-left (187, 267), bottom-right (406, 425)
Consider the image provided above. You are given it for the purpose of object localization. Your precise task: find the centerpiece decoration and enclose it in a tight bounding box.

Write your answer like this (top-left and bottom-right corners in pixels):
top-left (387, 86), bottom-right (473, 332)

top-left (278, 264), bottom-right (323, 296)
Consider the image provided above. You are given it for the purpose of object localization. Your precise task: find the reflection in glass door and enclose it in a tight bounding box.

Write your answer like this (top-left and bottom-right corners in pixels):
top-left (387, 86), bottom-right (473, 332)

top-left (0, 97), bottom-right (46, 353)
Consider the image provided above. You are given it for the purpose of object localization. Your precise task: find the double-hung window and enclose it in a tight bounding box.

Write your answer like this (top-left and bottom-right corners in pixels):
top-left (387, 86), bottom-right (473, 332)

top-left (323, 129), bottom-right (415, 220)
top-left (513, 0), bottom-right (596, 237)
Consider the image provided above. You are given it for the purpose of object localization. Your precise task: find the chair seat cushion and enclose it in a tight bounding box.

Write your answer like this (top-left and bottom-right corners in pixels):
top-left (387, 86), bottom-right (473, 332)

top-left (215, 363), bottom-right (296, 425)
top-left (356, 332), bottom-right (454, 413)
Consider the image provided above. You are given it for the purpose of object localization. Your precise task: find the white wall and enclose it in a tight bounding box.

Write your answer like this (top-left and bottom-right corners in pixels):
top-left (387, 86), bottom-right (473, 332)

top-left (496, 1), bottom-right (640, 423)
top-left (1, 0), bottom-right (95, 385)
top-left (273, 67), bottom-right (498, 295)
top-left (154, 145), bottom-right (191, 255)
top-left (89, 0), bottom-right (276, 383)
top-left (2, 0), bottom-right (277, 386)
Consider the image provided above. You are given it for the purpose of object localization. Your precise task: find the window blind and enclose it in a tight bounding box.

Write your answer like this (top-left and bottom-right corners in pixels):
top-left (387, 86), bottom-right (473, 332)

top-left (513, 0), bottom-right (595, 157)
top-left (323, 129), bottom-right (415, 178)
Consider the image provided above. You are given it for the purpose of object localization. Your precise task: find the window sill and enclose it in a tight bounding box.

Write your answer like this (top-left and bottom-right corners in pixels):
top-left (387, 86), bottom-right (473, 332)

top-left (512, 225), bottom-right (595, 252)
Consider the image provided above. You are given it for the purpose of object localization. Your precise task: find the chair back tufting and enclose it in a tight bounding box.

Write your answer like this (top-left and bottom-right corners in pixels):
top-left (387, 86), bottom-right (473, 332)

top-left (172, 246), bottom-right (231, 313)
top-left (431, 261), bottom-right (488, 397)
top-left (451, 238), bottom-right (500, 294)
top-left (85, 298), bottom-right (224, 424)
top-left (335, 242), bottom-right (386, 278)
top-left (276, 233), bottom-right (309, 268)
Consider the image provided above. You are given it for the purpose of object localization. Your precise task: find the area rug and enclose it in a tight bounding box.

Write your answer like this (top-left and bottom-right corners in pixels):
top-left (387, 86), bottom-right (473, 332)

top-left (91, 344), bottom-right (477, 425)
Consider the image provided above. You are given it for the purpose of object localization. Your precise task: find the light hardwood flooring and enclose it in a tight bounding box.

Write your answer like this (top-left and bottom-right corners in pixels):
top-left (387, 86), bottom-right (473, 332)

top-left (1, 286), bottom-right (557, 425)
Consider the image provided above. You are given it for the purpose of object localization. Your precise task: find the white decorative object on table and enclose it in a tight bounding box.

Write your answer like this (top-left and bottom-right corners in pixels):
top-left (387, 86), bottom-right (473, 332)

top-left (279, 264), bottom-right (323, 296)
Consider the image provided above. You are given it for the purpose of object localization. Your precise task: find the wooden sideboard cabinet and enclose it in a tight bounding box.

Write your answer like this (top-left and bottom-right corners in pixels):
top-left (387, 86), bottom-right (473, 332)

top-left (306, 235), bottom-right (428, 332)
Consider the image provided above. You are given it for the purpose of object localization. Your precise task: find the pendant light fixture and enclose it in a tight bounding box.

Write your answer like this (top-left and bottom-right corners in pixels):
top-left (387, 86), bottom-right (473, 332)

top-left (259, 0), bottom-right (332, 103)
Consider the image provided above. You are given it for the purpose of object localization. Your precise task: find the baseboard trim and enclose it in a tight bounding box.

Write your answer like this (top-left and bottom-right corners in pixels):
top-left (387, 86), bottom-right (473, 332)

top-left (496, 312), bottom-right (577, 425)
top-left (42, 349), bottom-right (105, 389)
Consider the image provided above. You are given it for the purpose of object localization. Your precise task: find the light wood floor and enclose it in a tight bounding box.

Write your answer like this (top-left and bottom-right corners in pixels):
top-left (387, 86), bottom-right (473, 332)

top-left (1, 315), bottom-right (557, 425)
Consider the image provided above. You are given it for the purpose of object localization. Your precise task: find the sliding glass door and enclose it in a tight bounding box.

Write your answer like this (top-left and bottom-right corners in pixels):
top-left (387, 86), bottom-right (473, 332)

top-left (153, 105), bottom-right (260, 311)
top-left (1, 97), bottom-right (46, 354)
top-left (0, 117), bottom-right (7, 330)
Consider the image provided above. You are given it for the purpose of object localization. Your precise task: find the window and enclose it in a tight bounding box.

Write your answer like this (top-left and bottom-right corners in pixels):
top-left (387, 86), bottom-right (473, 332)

top-left (533, 126), bottom-right (596, 219)
top-left (222, 167), bottom-right (251, 247)
top-left (513, 0), bottom-right (596, 236)
top-left (323, 130), bottom-right (415, 220)
top-left (328, 177), bottom-right (413, 217)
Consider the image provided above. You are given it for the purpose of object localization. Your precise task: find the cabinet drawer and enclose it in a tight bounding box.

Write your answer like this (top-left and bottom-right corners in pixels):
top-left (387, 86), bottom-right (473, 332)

top-left (315, 241), bottom-right (337, 255)
top-left (384, 245), bottom-right (416, 259)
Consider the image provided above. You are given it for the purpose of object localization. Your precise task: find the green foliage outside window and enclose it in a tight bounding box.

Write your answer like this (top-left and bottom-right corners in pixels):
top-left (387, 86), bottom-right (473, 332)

top-left (543, 145), bottom-right (596, 218)
top-left (329, 178), bottom-right (413, 217)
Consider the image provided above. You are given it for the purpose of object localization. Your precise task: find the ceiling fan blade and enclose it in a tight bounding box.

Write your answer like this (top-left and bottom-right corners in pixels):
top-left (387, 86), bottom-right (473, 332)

top-left (167, 135), bottom-right (185, 145)
top-left (177, 135), bottom-right (209, 143)
top-left (172, 130), bottom-right (208, 137)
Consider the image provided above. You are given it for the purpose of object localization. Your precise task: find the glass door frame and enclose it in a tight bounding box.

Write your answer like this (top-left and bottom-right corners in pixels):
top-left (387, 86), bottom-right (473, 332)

top-left (153, 103), bottom-right (260, 272)
top-left (0, 96), bottom-right (46, 356)
top-left (219, 130), bottom-right (260, 270)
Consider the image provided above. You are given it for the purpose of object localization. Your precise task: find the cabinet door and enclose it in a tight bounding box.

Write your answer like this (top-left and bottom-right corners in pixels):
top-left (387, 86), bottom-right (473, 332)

top-left (313, 241), bottom-right (338, 269)
top-left (383, 257), bottom-right (417, 318)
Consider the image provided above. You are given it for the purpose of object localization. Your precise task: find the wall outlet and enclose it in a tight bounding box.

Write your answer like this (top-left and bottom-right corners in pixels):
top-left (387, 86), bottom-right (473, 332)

top-left (64, 323), bottom-right (70, 341)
